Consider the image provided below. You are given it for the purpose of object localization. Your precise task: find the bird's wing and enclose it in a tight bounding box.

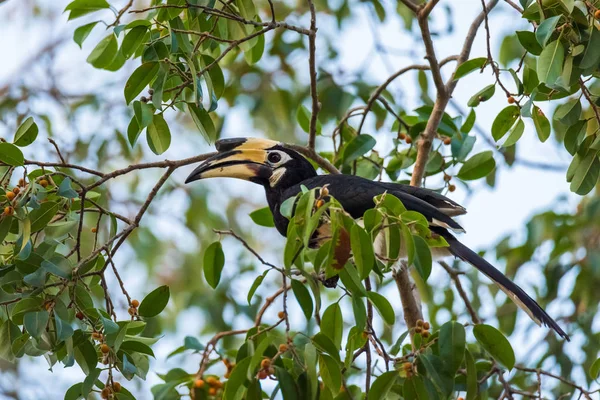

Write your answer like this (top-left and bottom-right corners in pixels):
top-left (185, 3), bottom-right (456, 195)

top-left (285, 175), bottom-right (465, 232)
top-left (379, 182), bottom-right (466, 216)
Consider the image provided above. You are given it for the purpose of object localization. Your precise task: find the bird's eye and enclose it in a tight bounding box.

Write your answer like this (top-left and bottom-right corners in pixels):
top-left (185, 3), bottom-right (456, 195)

top-left (268, 152), bottom-right (282, 164)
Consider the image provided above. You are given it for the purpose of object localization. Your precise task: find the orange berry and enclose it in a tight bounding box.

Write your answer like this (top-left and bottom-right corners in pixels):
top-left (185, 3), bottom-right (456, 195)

top-left (3, 206), bottom-right (13, 216)
top-left (18, 178), bottom-right (25, 186)
top-left (405, 137), bottom-right (412, 144)
top-left (416, 319), bottom-right (424, 327)
top-left (595, 10), bottom-right (600, 19)
top-left (458, 397), bottom-right (465, 400)
top-left (91, 227), bottom-right (97, 233)
top-left (12, 187), bottom-right (19, 195)
top-left (113, 382), bottom-right (121, 392)
top-left (402, 362), bottom-right (412, 370)
top-left (131, 299), bottom-right (140, 308)
top-left (423, 331), bottom-right (431, 338)
top-left (39, 179), bottom-right (49, 187)
top-left (194, 379), bottom-right (204, 388)
top-left (279, 344), bottom-right (288, 353)
top-left (448, 184), bottom-right (456, 192)
top-left (206, 376), bottom-right (217, 386)
top-left (101, 387), bottom-right (111, 399)
top-left (5, 191), bottom-right (15, 201)
top-left (315, 199), bottom-right (324, 208)
top-left (415, 326), bottom-right (423, 334)
top-left (92, 332), bottom-right (102, 340)
top-left (76, 311), bottom-right (84, 320)
top-left (258, 370), bottom-right (268, 380)
top-left (128, 307), bottom-right (136, 316)
top-left (423, 321), bottom-right (431, 330)
top-left (507, 96), bottom-right (516, 104)
top-left (277, 311), bottom-right (286, 319)
top-left (260, 359), bottom-right (271, 369)
top-left (208, 387), bottom-right (217, 395)
top-left (101, 344), bottom-right (110, 354)
top-left (443, 174), bottom-right (452, 182)
top-left (443, 137), bottom-right (452, 145)
top-left (398, 133), bottom-right (407, 140)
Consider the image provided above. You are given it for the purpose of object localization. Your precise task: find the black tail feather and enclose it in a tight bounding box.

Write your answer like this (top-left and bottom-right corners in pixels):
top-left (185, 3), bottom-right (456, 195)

top-left (436, 229), bottom-right (570, 341)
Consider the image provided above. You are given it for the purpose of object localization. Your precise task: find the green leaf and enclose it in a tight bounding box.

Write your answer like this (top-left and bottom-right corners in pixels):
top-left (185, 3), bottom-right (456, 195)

top-left (439, 321), bottom-right (465, 373)
top-left (467, 84), bottom-right (495, 107)
top-left (491, 105), bottom-right (519, 141)
top-left (369, 371), bottom-right (399, 400)
top-left (87, 34), bottom-right (118, 69)
top-left (146, 113), bottom-right (171, 155)
top-left (296, 104), bottom-right (321, 134)
top-left (29, 202), bottom-right (59, 232)
top-left (457, 151), bottom-right (495, 181)
top-left (516, 31), bottom-right (542, 55)
top-left (589, 357), bottom-right (600, 380)
top-left (14, 117), bottom-right (39, 147)
top-left (64, 383), bottom-right (84, 400)
top-left (461, 109), bottom-right (476, 134)
top-left (138, 285), bottom-right (170, 318)
top-left (188, 103), bottom-right (216, 143)
top-left (73, 21), bottom-right (99, 48)
top-left (403, 375), bottom-right (429, 400)
top-left (247, 271), bottom-right (267, 305)
top-left (453, 57), bottom-right (487, 80)
top-left (249, 207), bottom-right (274, 227)
top-left (465, 350), bottom-right (478, 400)
top-left (292, 279), bottom-right (313, 320)
top-left (342, 134), bottom-right (376, 164)
top-left (122, 26), bottom-right (148, 58)
top-left (203, 241), bottom-right (225, 289)
top-left (412, 235), bottom-right (432, 281)
top-left (124, 62), bottom-right (159, 104)
top-left (24, 311), bottom-right (49, 339)
top-left (537, 40), bottom-right (564, 85)
top-left (58, 177), bottom-right (78, 199)
top-left (473, 324), bottom-right (515, 371)
top-left (532, 106), bottom-right (550, 142)
top-left (569, 148), bottom-right (600, 195)
top-left (55, 313), bottom-right (74, 342)
top-left (42, 255), bottom-right (73, 278)
top-left (64, 0), bottom-right (110, 20)
top-left (535, 15), bottom-right (560, 47)
top-left (0, 143), bottom-right (24, 166)
top-left (223, 356), bottom-right (252, 400)
top-left (502, 118), bottom-right (525, 147)
top-left (133, 100), bottom-right (154, 130)
top-left (350, 224), bottom-right (374, 279)
top-left (580, 27), bottom-right (600, 70)
top-left (367, 292), bottom-right (395, 326)
top-left (419, 354), bottom-right (454, 396)
top-left (0, 319), bottom-right (21, 362)
top-left (321, 303), bottom-right (343, 349)
top-left (319, 354), bottom-right (341, 395)
top-left (554, 99), bottom-right (581, 126)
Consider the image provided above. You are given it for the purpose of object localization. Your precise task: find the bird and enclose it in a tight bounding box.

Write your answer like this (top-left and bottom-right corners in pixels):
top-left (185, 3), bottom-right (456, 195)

top-left (185, 137), bottom-right (569, 340)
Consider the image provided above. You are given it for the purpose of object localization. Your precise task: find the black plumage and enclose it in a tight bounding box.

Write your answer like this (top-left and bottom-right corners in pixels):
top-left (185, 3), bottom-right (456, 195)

top-left (186, 138), bottom-right (569, 340)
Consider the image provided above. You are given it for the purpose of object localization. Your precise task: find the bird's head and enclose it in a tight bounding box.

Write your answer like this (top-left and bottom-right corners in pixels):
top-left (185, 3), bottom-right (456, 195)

top-left (185, 137), bottom-right (317, 189)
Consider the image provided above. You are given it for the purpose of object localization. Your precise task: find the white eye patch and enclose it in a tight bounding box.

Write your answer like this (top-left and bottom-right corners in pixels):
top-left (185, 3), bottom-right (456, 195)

top-left (266, 150), bottom-right (292, 167)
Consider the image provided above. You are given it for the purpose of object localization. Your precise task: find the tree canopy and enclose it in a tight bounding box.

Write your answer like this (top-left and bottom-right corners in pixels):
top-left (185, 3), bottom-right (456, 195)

top-left (0, 0), bottom-right (600, 399)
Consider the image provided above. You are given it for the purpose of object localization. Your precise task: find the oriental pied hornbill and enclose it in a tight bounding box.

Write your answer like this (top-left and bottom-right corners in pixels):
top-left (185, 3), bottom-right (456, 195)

top-left (185, 137), bottom-right (569, 340)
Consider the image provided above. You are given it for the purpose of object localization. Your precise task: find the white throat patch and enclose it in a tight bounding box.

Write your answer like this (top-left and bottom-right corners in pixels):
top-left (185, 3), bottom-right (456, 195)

top-left (269, 168), bottom-right (286, 187)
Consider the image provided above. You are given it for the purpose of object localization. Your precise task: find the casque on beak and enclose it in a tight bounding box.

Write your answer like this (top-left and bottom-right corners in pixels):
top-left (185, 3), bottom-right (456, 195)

top-left (185, 138), bottom-right (280, 184)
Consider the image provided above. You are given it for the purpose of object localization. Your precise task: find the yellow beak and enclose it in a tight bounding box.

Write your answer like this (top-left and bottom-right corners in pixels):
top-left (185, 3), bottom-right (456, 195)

top-left (185, 138), bottom-right (280, 183)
